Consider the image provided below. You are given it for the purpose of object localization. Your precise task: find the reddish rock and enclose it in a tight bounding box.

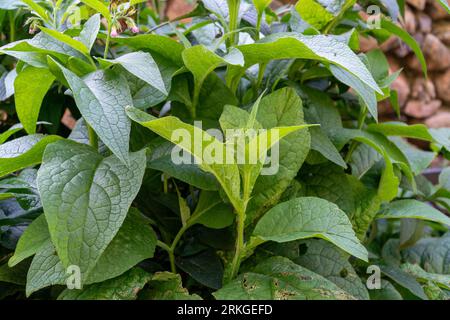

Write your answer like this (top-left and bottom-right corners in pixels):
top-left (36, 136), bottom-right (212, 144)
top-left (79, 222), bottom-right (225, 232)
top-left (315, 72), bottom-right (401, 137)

top-left (380, 36), bottom-right (399, 52)
top-left (411, 78), bottom-right (436, 102)
top-left (407, 34), bottom-right (450, 71)
top-left (405, 8), bottom-right (417, 34)
top-left (404, 99), bottom-right (442, 118)
top-left (407, 0), bottom-right (426, 10)
top-left (433, 21), bottom-right (450, 46)
top-left (359, 36), bottom-right (378, 52)
top-left (425, 111), bottom-right (450, 128)
top-left (435, 69), bottom-right (450, 103)
top-left (417, 12), bottom-right (432, 33)
top-left (391, 73), bottom-right (411, 107)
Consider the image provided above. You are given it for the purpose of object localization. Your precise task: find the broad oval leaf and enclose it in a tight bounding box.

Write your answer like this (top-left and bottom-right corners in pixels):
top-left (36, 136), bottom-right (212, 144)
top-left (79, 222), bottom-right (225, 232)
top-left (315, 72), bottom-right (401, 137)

top-left (36, 140), bottom-right (146, 277)
top-left (253, 197), bottom-right (369, 261)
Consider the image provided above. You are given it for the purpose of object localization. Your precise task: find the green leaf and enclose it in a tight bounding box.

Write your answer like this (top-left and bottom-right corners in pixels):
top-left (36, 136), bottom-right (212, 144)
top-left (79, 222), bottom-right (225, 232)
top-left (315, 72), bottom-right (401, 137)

top-left (99, 52), bottom-right (167, 96)
top-left (58, 268), bottom-right (151, 300)
top-left (25, 208), bottom-right (157, 295)
top-left (79, 13), bottom-right (101, 50)
top-left (369, 279), bottom-right (403, 300)
top-left (263, 239), bottom-right (370, 299)
top-left (214, 256), bottom-right (355, 300)
top-left (37, 140), bottom-right (146, 278)
top-left (9, 215), bottom-right (49, 267)
top-left (381, 18), bottom-right (427, 77)
top-left (391, 137), bottom-right (434, 175)
top-left (380, 265), bottom-right (428, 300)
top-left (176, 250), bottom-right (223, 289)
top-left (126, 106), bottom-right (242, 213)
top-left (401, 234), bottom-right (450, 274)
top-left (0, 262), bottom-right (28, 285)
top-left (190, 191), bottom-right (234, 229)
top-left (367, 122), bottom-right (434, 141)
top-left (253, 197), bottom-right (368, 261)
top-left (140, 272), bottom-right (202, 300)
top-left (80, 0), bottom-right (111, 21)
top-left (21, 0), bottom-right (50, 21)
top-left (309, 127), bottom-right (346, 168)
top-left (0, 124), bottom-right (26, 145)
top-left (295, 0), bottom-right (334, 30)
top-left (0, 135), bottom-right (62, 178)
top-left (401, 263), bottom-right (450, 290)
top-left (246, 88), bottom-right (311, 223)
top-left (114, 34), bottom-right (184, 66)
top-left (148, 139), bottom-right (219, 191)
top-left (252, 0), bottom-right (271, 15)
top-left (54, 60), bottom-right (132, 164)
top-left (182, 45), bottom-right (244, 108)
top-left (39, 27), bottom-right (90, 56)
top-left (14, 66), bottom-right (55, 134)
top-left (378, 199), bottom-right (450, 227)
top-left (330, 64), bottom-right (378, 120)
top-left (228, 33), bottom-right (381, 94)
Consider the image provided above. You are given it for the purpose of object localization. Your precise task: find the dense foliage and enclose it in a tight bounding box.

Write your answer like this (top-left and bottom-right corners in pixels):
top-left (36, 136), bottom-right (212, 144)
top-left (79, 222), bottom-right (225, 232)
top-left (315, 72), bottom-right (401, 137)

top-left (0, 0), bottom-right (449, 300)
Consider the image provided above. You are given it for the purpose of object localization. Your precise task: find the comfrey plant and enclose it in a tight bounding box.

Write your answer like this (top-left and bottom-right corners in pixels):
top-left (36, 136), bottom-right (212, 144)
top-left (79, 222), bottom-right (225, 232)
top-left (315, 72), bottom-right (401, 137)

top-left (0, 0), bottom-right (449, 300)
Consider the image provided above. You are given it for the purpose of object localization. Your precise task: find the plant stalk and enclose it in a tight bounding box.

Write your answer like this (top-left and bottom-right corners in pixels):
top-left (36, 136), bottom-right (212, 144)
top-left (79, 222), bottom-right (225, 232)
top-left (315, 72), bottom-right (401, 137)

top-left (87, 124), bottom-right (98, 150)
top-left (104, 24), bottom-right (112, 59)
top-left (229, 208), bottom-right (245, 279)
top-left (8, 11), bottom-right (15, 42)
top-left (227, 0), bottom-right (241, 47)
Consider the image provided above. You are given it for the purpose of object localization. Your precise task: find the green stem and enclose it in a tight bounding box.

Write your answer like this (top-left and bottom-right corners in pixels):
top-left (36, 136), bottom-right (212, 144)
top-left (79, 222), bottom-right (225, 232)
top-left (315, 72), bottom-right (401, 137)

top-left (87, 124), bottom-right (98, 151)
top-left (344, 106), bottom-right (367, 162)
top-left (229, 208), bottom-right (245, 279)
top-left (255, 13), bottom-right (262, 41)
top-left (323, 0), bottom-right (354, 34)
top-left (157, 240), bottom-right (177, 273)
top-left (227, 0), bottom-right (241, 47)
top-left (8, 11), bottom-right (15, 42)
top-left (104, 24), bottom-right (112, 59)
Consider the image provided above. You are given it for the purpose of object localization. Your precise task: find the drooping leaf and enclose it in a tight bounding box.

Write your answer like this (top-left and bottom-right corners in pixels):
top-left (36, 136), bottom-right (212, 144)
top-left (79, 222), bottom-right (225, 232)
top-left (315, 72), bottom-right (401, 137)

top-left (228, 33), bottom-right (382, 94)
top-left (190, 191), bottom-right (235, 229)
top-left (176, 250), bottom-right (223, 289)
top-left (37, 140), bottom-right (146, 278)
top-left (14, 66), bottom-right (55, 134)
top-left (253, 197), bottom-right (368, 261)
top-left (80, 0), bottom-right (111, 21)
top-left (378, 200), bottom-right (450, 227)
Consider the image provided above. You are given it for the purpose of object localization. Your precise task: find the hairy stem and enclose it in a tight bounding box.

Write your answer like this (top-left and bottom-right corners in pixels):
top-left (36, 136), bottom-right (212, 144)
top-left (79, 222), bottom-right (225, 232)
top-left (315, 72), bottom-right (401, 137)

top-left (104, 24), bottom-right (112, 59)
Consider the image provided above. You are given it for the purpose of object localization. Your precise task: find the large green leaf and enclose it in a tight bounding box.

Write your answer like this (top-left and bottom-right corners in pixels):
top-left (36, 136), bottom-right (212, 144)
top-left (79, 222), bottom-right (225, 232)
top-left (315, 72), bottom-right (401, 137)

top-left (214, 256), bottom-right (355, 300)
top-left (14, 66), bottom-right (55, 134)
top-left (79, 13), bottom-right (101, 50)
top-left (189, 191), bottom-right (234, 229)
top-left (114, 34), bottom-right (184, 66)
top-left (126, 106), bottom-right (242, 213)
top-left (80, 0), bottom-right (111, 21)
top-left (253, 197), bottom-right (368, 261)
top-left (0, 135), bottom-right (62, 178)
top-left (182, 45), bottom-right (243, 111)
top-left (378, 200), bottom-right (450, 227)
top-left (329, 64), bottom-right (378, 120)
top-left (99, 52), bottom-right (167, 96)
top-left (58, 268), bottom-right (151, 300)
top-left (39, 27), bottom-right (90, 56)
top-left (262, 239), bottom-right (370, 299)
top-left (228, 33), bottom-right (381, 94)
top-left (25, 209), bottom-right (157, 296)
top-left (295, 0), bottom-right (334, 29)
top-left (54, 61), bottom-right (132, 163)
top-left (37, 140), bottom-right (146, 278)
top-left (246, 88), bottom-right (311, 223)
